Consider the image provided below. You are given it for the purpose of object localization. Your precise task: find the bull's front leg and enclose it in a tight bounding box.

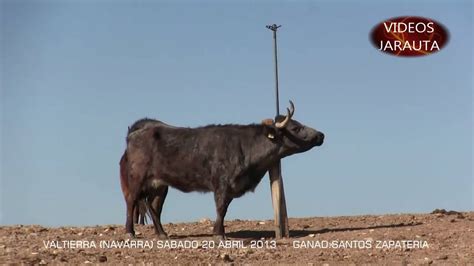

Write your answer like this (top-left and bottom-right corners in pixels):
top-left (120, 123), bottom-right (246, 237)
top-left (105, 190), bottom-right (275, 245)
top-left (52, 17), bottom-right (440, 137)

top-left (213, 191), bottom-right (232, 241)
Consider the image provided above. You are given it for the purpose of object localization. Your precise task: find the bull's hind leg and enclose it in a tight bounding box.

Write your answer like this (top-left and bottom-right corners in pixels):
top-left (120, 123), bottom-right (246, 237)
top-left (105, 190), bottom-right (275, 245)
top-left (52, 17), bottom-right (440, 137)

top-left (125, 195), bottom-right (138, 238)
top-left (146, 185), bottom-right (169, 239)
top-left (133, 204), bottom-right (140, 224)
top-left (213, 191), bottom-right (233, 241)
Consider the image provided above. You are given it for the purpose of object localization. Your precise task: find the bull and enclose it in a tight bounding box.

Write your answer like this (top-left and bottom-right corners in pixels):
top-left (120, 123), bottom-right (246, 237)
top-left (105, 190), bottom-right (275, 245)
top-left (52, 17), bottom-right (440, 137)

top-left (119, 101), bottom-right (324, 239)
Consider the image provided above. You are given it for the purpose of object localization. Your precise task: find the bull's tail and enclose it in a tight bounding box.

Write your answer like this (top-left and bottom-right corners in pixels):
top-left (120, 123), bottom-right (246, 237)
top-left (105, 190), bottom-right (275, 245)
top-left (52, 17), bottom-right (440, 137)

top-left (119, 150), bottom-right (130, 200)
top-left (137, 200), bottom-right (150, 225)
top-left (119, 149), bottom-right (150, 225)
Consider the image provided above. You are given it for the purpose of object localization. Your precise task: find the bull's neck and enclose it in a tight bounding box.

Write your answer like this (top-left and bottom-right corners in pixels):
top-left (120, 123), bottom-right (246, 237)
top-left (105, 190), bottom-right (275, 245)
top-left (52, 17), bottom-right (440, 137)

top-left (243, 125), bottom-right (282, 170)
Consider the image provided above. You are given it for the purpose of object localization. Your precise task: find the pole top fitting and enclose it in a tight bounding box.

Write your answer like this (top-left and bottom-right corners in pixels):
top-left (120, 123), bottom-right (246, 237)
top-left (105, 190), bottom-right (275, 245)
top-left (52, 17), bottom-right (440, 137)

top-left (266, 24), bottom-right (281, 31)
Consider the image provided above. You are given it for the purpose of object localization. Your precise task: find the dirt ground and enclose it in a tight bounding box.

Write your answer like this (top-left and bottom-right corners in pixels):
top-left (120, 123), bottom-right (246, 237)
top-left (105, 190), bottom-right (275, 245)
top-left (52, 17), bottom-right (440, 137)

top-left (1, 210), bottom-right (473, 264)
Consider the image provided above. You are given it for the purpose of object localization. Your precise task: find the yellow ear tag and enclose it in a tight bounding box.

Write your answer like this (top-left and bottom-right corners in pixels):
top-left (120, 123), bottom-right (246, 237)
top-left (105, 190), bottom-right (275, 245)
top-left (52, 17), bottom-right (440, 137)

top-left (267, 133), bottom-right (275, 139)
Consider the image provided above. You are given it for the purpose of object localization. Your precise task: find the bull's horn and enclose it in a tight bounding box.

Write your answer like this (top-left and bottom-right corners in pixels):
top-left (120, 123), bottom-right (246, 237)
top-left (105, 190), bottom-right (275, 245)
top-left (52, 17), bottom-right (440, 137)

top-left (289, 100), bottom-right (295, 117)
top-left (275, 107), bottom-right (291, 128)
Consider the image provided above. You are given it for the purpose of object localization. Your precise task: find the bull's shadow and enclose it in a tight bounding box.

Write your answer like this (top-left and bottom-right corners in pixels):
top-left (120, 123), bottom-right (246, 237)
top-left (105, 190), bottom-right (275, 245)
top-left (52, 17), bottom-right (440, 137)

top-left (172, 221), bottom-right (422, 240)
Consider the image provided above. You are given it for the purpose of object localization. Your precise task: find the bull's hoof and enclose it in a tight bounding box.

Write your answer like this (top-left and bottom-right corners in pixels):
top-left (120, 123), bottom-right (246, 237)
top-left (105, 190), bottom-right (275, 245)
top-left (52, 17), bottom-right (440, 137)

top-left (126, 232), bottom-right (136, 239)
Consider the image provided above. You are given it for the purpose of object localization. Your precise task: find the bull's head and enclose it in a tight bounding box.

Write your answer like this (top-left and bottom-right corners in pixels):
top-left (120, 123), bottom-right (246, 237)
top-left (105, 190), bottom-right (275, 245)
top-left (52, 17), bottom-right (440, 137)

top-left (262, 100), bottom-right (324, 157)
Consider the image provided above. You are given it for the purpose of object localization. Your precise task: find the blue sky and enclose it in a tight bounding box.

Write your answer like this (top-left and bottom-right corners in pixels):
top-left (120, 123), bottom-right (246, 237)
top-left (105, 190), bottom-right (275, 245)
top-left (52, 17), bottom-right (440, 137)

top-left (1, 0), bottom-right (472, 226)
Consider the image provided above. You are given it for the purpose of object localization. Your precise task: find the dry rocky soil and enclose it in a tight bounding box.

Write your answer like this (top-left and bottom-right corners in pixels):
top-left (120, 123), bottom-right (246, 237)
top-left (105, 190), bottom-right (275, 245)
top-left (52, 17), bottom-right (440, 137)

top-left (1, 209), bottom-right (473, 264)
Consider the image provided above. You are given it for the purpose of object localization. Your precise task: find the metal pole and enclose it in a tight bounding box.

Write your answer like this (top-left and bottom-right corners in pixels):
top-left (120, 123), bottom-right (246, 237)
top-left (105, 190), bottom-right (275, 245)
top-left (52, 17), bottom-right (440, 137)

top-left (266, 24), bottom-right (281, 116)
top-left (266, 24), bottom-right (289, 239)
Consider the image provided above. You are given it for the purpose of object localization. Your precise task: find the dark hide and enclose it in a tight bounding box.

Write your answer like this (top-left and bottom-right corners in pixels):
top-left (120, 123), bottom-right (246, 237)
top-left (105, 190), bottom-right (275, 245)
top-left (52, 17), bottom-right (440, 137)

top-left (120, 133), bottom-right (153, 226)
top-left (120, 113), bottom-right (324, 239)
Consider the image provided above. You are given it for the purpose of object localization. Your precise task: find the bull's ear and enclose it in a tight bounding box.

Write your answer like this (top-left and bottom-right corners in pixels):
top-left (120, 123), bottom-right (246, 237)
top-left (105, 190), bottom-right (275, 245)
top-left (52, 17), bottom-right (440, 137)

top-left (261, 119), bottom-right (277, 139)
top-left (266, 128), bottom-right (277, 140)
top-left (263, 124), bottom-right (279, 140)
top-left (261, 118), bottom-right (274, 126)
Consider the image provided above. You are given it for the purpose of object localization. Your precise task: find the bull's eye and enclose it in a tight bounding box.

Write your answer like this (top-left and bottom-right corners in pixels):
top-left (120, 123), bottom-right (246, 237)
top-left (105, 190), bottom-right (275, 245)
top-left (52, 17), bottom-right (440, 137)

top-left (292, 126), bottom-right (301, 133)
